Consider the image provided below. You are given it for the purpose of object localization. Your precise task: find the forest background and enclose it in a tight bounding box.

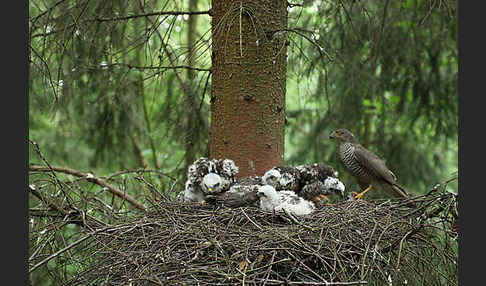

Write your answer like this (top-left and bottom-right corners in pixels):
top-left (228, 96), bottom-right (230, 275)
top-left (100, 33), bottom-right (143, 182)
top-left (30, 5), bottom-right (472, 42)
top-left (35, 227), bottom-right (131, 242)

top-left (28, 0), bottom-right (458, 284)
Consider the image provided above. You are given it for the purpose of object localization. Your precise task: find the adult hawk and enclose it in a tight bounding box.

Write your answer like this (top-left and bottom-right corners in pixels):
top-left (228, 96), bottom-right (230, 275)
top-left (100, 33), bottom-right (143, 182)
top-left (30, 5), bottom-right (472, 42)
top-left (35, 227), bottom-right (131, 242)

top-left (329, 128), bottom-right (409, 199)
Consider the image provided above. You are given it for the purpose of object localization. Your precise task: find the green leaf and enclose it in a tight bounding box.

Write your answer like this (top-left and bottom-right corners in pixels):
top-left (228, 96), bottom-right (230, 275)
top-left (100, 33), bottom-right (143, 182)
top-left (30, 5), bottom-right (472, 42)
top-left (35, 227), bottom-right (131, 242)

top-left (389, 95), bottom-right (401, 104)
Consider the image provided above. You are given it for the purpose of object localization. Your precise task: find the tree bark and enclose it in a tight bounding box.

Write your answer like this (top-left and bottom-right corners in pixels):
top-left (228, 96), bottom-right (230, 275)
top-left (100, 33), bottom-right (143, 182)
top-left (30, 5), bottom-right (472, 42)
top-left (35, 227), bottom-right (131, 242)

top-left (210, 0), bottom-right (287, 177)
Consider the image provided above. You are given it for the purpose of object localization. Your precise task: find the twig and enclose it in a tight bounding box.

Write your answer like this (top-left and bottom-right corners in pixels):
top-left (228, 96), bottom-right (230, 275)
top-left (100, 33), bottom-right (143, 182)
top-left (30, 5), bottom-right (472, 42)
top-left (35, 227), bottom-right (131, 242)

top-left (29, 140), bottom-right (74, 206)
top-left (29, 185), bottom-right (71, 217)
top-left (92, 10), bottom-right (211, 22)
top-left (259, 279), bottom-right (367, 285)
top-left (241, 208), bottom-right (263, 230)
top-left (100, 63), bottom-right (210, 72)
top-left (106, 168), bottom-right (177, 181)
top-left (283, 29), bottom-right (333, 62)
top-left (282, 209), bottom-right (316, 231)
top-left (30, 10), bottom-right (212, 38)
top-left (29, 227), bottom-right (110, 274)
top-left (29, 164), bottom-right (147, 211)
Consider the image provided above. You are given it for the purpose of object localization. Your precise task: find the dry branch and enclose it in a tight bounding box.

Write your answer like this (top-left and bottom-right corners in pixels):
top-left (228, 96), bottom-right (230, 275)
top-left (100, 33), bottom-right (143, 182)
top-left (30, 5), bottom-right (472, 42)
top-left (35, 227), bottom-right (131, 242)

top-left (110, 63), bottom-right (210, 72)
top-left (29, 227), bottom-right (110, 274)
top-left (29, 164), bottom-right (147, 211)
top-left (91, 9), bottom-right (211, 22)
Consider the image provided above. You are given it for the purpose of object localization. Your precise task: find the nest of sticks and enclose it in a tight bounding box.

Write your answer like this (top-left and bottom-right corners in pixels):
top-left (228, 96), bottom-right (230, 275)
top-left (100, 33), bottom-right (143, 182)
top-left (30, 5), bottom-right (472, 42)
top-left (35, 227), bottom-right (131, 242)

top-left (66, 187), bottom-right (458, 286)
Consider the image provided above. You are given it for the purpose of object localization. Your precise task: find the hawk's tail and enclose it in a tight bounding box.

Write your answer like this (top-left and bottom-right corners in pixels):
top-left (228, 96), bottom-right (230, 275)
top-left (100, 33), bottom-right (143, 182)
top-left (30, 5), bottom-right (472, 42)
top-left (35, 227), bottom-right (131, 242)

top-left (390, 183), bottom-right (410, 199)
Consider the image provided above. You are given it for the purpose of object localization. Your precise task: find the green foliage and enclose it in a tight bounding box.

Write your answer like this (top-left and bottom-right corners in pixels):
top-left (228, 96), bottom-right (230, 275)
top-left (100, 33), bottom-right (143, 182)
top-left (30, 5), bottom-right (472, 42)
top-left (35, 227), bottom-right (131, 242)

top-left (284, 0), bottom-right (457, 193)
top-left (29, 0), bottom-right (457, 284)
top-left (29, 0), bottom-right (457, 195)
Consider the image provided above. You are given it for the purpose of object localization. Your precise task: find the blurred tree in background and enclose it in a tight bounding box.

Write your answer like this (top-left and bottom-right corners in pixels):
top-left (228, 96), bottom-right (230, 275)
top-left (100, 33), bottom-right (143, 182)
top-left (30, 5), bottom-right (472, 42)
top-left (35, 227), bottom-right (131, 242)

top-left (29, 0), bottom-right (457, 284)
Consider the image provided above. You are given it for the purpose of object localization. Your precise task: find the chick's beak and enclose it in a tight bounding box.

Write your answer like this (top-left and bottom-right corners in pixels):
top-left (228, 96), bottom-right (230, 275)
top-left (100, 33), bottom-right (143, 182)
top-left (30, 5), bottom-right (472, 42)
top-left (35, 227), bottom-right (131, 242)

top-left (208, 187), bottom-right (213, 192)
top-left (339, 190), bottom-right (345, 199)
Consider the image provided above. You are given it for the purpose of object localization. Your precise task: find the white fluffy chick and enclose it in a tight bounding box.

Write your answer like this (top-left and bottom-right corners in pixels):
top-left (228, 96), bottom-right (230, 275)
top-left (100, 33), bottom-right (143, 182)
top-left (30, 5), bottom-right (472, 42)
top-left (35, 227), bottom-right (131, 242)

top-left (218, 158), bottom-right (239, 178)
top-left (200, 173), bottom-right (224, 194)
top-left (262, 169), bottom-right (281, 187)
top-left (257, 185), bottom-right (315, 216)
top-left (322, 177), bottom-right (345, 195)
top-left (181, 180), bottom-right (205, 203)
top-left (262, 167), bottom-right (299, 191)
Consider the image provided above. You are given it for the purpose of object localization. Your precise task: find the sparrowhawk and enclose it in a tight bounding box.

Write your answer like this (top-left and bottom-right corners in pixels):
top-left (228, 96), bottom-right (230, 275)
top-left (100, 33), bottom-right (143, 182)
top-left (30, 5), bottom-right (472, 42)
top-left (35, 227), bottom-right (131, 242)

top-left (329, 128), bottom-right (409, 199)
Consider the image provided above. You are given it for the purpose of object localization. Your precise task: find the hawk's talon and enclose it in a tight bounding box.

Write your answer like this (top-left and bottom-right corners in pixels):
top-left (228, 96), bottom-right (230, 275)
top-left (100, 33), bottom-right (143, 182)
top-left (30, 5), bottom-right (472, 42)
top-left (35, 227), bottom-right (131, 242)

top-left (354, 185), bottom-right (372, 200)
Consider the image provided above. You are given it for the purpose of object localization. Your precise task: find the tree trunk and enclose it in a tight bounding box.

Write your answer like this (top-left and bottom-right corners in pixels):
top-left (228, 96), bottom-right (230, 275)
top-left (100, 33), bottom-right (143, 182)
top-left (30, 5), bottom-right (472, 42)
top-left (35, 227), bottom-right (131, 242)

top-left (210, 0), bottom-right (287, 177)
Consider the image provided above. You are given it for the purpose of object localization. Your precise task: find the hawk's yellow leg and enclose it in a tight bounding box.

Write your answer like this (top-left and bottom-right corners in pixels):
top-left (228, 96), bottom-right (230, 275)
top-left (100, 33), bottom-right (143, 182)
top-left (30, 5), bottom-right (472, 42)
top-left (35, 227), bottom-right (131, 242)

top-left (354, 185), bottom-right (372, 200)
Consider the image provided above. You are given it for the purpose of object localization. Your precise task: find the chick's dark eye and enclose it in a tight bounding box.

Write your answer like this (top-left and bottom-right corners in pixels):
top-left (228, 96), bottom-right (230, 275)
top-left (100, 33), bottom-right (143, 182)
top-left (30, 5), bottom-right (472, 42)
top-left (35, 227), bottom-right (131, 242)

top-left (215, 183), bottom-right (220, 187)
